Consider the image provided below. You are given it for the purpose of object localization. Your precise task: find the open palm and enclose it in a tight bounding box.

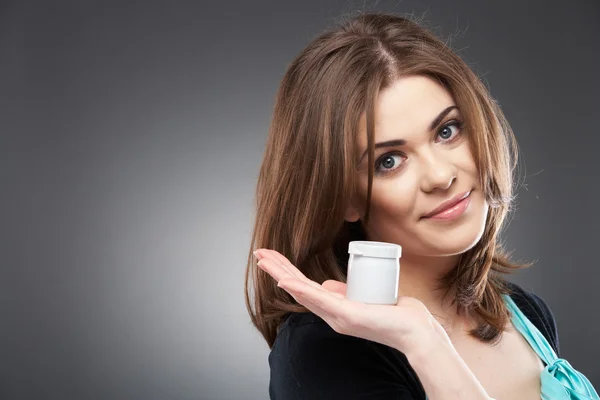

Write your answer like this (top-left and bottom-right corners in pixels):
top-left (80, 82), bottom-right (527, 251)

top-left (254, 248), bottom-right (447, 353)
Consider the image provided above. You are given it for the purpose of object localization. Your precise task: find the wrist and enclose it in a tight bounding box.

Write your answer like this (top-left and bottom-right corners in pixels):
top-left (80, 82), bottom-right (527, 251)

top-left (402, 317), bottom-right (453, 363)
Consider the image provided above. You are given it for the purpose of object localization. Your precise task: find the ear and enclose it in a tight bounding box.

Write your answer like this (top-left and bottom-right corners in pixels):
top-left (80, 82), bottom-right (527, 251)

top-left (344, 200), bottom-right (361, 223)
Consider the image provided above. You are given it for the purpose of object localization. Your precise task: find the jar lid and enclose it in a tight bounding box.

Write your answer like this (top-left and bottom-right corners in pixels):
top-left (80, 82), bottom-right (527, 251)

top-left (348, 241), bottom-right (402, 259)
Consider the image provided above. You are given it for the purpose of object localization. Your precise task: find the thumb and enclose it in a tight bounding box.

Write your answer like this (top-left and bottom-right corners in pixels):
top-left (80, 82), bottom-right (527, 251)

top-left (321, 279), bottom-right (347, 297)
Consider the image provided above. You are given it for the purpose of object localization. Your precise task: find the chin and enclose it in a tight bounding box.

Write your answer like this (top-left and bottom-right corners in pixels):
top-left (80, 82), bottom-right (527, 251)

top-left (431, 230), bottom-right (484, 256)
top-left (416, 205), bottom-right (488, 256)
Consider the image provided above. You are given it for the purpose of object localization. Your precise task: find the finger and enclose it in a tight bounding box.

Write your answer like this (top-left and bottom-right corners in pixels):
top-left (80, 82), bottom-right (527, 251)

top-left (257, 259), bottom-right (325, 292)
top-left (255, 249), bottom-right (293, 276)
top-left (278, 277), bottom-right (351, 321)
top-left (262, 249), bottom-right (308, 279)
top-left (258, 249), bottom-right (324, 291)
top-left (257, 259), bottom-right (293, 282)
top-left (263, 248), bottom-right (293, 266)
top-left (257, 250), bottom-right (345, 299)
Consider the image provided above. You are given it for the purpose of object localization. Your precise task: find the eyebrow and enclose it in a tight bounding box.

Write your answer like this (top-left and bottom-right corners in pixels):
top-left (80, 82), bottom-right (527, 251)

top-left (358, 105), bottom-right (459, 164)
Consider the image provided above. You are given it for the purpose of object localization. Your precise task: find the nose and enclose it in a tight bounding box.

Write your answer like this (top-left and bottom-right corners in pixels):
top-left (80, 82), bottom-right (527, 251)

top-left (419, 149), bottom-right (457, 193)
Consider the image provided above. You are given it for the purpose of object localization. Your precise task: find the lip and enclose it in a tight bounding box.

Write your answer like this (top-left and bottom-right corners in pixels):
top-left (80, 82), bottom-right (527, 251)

top-left (421, 191), bottom-right (472, 219)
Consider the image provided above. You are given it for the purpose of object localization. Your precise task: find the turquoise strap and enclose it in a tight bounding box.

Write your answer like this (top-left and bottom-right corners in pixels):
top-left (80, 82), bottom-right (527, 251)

top-left (502, 293), bottom-right (599, 399)
top-left (425, 295), bottom-right (598, 400)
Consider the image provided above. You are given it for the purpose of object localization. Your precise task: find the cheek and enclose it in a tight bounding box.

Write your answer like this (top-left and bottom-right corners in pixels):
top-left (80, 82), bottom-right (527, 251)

top-left (365, 178), bottom-right (419, 221)
top-left (456, 143), bottom-right (479, 174)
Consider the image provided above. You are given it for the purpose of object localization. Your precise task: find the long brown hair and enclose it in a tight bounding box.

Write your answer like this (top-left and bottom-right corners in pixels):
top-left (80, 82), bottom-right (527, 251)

top-left (244, 11), bottom-right (531, 349)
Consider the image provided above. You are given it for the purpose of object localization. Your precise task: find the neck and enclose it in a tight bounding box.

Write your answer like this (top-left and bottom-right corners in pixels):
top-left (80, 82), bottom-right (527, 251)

top-left (397, 252), bottom-right (471, 335)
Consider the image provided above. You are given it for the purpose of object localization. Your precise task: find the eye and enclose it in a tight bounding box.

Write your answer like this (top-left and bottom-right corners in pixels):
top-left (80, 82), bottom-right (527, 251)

top-left (374, 153), bottom-right (406, 176)
top-left (435, 120), bottom-right (463, 143)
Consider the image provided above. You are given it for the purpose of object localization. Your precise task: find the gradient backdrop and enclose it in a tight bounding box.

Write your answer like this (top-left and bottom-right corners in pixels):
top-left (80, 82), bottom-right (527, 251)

top-left (1, 1), bottom-right (599, 399)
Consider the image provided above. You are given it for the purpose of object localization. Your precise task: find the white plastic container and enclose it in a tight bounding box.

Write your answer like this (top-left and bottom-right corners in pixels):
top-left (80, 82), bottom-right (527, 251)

top-left (346, 241), bottom-right (402, 304)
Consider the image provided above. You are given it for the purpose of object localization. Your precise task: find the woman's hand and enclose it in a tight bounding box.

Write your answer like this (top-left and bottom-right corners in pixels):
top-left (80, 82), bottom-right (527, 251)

top-left (254, 248), bottom-right (444, 353)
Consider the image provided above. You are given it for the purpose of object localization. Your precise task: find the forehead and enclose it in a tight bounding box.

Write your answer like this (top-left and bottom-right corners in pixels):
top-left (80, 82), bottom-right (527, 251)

top-left (357, 75), bottom-right (455, 146)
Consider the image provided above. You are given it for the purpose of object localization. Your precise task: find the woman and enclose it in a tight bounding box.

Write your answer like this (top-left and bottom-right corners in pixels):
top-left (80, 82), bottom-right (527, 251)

top-left (244, 12), bottom-right (599, 400)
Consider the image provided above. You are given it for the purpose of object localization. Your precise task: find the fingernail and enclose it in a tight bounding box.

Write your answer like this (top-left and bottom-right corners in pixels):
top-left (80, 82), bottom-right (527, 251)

top-left (253, 250), bottom-right (260, 258)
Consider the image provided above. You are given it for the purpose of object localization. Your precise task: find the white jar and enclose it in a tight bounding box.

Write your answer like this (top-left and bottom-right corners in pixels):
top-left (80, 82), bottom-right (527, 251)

top-left (345, 241), bottom-right (402, 304)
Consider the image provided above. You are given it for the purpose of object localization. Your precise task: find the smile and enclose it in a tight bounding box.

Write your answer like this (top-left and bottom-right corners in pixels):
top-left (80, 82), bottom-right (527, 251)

top-left (421, 191), bottom-right (472, 221)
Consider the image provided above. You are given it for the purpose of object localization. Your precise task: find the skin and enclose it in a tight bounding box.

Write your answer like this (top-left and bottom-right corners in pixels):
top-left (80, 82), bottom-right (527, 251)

top-left (345, 74), bottom-right (489, 334)
top-left (254, 75), bottom-right (532, 399)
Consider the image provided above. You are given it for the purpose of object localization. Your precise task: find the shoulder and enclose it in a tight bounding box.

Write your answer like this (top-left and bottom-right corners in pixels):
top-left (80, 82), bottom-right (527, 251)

top-left (268, 312), bottom-right (423, 400)
top-left (504, 280), bottom-right (560, 356)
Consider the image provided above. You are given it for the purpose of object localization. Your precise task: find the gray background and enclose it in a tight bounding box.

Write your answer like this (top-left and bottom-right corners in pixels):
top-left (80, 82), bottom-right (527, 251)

top-left (1, 0), bottom-right (598, 399)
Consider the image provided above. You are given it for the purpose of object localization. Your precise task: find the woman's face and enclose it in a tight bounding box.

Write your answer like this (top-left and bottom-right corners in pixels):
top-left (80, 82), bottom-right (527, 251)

top-left (347, 75), bottom-right (489, 257)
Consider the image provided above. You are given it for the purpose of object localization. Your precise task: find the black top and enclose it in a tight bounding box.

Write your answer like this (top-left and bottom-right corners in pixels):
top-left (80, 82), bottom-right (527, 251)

top-left (268, 280), bottom-right (560, 400)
